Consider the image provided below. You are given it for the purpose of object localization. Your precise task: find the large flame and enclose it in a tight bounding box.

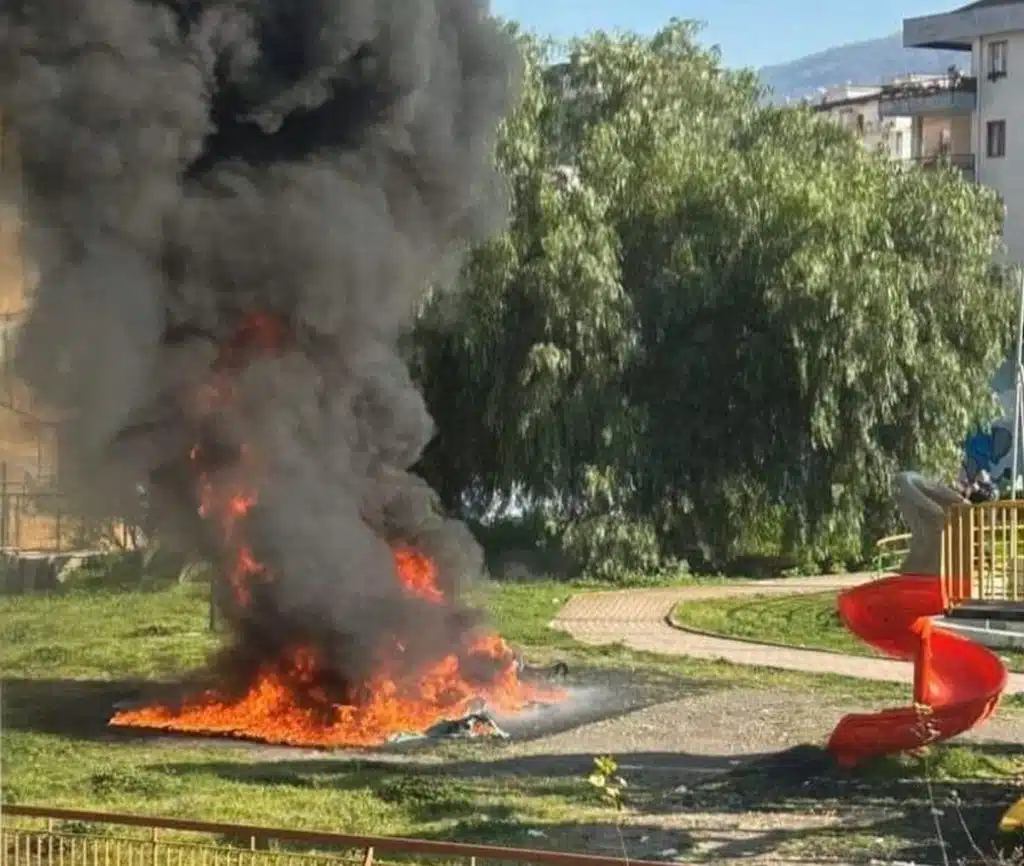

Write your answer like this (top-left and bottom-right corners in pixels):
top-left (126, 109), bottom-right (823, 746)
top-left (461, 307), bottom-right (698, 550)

top-left (110, 313), bottom-right (558, 747)
top-left (111, 547), bottom-right (549, 747)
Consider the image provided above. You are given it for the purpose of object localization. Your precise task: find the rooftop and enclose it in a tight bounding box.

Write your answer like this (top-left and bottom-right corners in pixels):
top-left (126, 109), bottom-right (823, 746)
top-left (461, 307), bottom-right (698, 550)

top-left (905, 0), bottom-right (1024, 50)
top-left (960, 0), bottom-right (1023, 10)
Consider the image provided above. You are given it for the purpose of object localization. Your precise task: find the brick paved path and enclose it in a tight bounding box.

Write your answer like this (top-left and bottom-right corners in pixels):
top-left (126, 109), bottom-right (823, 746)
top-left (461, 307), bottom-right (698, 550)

top-left (551, 573), bottom-right (1024, 694)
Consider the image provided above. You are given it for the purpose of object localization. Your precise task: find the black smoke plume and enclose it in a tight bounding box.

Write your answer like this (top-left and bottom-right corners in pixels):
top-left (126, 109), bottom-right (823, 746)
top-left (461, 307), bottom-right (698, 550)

top-left (0, 0), bottom-right (518, 687)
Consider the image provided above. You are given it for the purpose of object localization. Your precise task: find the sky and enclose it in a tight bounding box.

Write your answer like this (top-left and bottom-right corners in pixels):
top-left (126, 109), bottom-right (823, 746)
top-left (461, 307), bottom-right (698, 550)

top-left (491, 0), bottom-right (968, 70)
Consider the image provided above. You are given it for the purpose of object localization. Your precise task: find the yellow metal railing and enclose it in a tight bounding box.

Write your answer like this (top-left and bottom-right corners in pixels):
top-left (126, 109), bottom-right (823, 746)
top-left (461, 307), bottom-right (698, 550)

top-left (941, 500), bottom-right (1024, 606)
top-left (874, 532), bottom-right (911, 573)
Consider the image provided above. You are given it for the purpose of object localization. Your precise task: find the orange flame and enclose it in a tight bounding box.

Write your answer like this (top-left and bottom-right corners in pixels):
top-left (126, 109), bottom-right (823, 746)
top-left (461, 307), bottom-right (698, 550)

top-left (110, 548), bottom-right (558, 746)
top-left (110, 313), bottom-right (561, 747)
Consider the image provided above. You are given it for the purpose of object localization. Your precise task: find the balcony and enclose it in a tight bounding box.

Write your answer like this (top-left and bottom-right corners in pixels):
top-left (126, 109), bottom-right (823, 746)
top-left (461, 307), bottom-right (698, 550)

top-left (879, 76), bottom-right (976, 117)
top-left (909, 152), bottom-right (976, 182)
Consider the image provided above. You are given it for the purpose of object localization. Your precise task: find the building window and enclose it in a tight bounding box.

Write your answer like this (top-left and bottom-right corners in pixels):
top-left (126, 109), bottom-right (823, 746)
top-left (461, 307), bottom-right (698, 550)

top-left (987, 119), bottom-right (1007, 157)
top-left (988, 40), bottom-right (1008, 78)
top-left (856, 113), bottom-right (865, 132)
top-left (894, 131), bottom-right (904, 155)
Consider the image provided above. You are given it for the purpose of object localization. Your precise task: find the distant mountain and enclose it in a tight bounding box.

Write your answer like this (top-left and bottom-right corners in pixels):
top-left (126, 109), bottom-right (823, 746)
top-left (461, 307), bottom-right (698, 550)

top-left (758, 33), bottom-right (969, 102)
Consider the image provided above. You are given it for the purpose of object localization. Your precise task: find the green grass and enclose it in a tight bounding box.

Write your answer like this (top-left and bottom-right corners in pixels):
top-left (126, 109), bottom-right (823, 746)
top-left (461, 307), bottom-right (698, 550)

top-left (0, 577), bottom-right (619, 845)
top-left (671, 591), bottom-right (867, 654)
top-left (2, 584), bottom-right (214, 680)
top-left (2, 732), bottom-right (607, 845)
top-left (4, 570), bottom-right (1024, 859)
top-left (671, 590), bottom-right (1024, 673)
top-left (0, 578), bottom-right (915, 701)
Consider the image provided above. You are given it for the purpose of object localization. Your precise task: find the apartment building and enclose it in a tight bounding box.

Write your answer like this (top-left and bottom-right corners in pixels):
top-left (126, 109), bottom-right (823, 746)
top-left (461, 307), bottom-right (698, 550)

top-left (0, 117), bottom-right (59, 483)
top-left (812, 85), bottom-right (914, 158)
top-left (898, 0), bottom-right (1024, 262)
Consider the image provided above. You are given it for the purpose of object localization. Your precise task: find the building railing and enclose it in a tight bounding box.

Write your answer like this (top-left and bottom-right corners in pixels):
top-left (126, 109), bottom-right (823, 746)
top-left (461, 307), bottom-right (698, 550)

top-left (880, 74), bottom-right (977, 102)
top-left (878, 75), bottom-right (977, 117)
top-left (940, 500), bottom-right (1024, 606)
top-left (0, 805), bottom-right (666, 866)
top-left (911, 152), bottom-right (975, 171)
top-left (902, 153), bottom-right (975, 182)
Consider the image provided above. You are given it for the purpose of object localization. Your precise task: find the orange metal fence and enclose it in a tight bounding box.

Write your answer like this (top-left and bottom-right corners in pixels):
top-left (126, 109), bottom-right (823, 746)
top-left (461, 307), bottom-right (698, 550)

top-left (1, 806), bottom-right (658, 866)
top-left (940, 500), bottom-right (1024, 606)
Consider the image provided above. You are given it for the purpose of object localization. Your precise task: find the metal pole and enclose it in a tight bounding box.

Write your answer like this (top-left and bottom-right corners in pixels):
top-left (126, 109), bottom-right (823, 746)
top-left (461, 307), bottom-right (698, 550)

top-left (0, 679), bottom-right (4, 842)
top-left (1011, 268), bottom-right (1024, 497)
top-left (0, 460), bottom-right (8, 551)
top-left (1017, 383), bottom-right (1024, 495)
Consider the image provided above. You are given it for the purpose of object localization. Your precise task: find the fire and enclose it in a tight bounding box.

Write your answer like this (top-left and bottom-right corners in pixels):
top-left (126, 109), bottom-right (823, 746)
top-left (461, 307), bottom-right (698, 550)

top-left (110, 313), bottom-right (560, 747)
top-left (392, 547), bottom-right (444, 604)
top-left (111, 548), bottom-right (554, 747)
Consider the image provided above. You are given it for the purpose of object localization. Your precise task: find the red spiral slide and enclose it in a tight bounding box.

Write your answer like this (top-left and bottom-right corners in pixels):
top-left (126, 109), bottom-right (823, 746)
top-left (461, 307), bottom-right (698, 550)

top-left (827, 574), bottom-right (1007, 766)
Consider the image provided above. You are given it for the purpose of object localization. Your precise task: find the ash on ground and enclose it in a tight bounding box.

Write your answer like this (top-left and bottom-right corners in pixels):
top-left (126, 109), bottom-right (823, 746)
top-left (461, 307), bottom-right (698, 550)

top-left (382, 664), bottom-right (668, 750)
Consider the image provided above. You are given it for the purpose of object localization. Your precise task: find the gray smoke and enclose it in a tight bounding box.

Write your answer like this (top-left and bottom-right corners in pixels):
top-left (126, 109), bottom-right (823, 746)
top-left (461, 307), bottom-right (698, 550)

top-left (0, 0), bottom-right (518, 689)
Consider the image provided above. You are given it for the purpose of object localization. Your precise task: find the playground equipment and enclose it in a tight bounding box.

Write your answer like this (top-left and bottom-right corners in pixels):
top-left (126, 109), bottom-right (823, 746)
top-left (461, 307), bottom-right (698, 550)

top-left (827, 471), bottom-right (1010, 766)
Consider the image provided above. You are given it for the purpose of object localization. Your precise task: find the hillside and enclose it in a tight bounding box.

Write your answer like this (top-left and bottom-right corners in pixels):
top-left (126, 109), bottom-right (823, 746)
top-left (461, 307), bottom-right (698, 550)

top-left (759, 33), bottom-right (969, 102)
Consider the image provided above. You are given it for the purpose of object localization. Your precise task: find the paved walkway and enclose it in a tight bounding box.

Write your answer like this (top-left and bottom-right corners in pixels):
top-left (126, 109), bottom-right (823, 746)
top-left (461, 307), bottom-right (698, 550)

top-left (551, 573), bottom-right (1024, 694)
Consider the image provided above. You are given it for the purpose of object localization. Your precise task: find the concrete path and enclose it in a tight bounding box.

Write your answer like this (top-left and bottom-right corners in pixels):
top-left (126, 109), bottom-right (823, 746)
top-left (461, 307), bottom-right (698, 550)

top-left (551, 573), bottom-right (1024, 694)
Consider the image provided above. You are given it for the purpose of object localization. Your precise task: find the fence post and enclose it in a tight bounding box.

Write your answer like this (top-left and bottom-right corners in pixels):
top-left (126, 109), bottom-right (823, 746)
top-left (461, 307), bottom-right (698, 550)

top-left (13, 484), bottom-right (19, 550)
top-left (1, 459), bottom-right (8, 550)
top-left (54, 496), bottom-right (61, 554)
top-left (361, 847), bottom-right (374, 866)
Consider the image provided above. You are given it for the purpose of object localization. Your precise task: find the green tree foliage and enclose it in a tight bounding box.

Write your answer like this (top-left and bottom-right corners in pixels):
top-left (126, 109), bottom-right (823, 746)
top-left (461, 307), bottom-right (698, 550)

top-left (412, 31), bottom-right (630, 516)
top-left (412, 19), bottom-right (1012, 577)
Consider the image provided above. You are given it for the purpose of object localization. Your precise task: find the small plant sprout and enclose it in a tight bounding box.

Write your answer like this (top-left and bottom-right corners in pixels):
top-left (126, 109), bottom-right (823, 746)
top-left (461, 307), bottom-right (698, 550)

top-left (588, 755), bottom-right (628, 811)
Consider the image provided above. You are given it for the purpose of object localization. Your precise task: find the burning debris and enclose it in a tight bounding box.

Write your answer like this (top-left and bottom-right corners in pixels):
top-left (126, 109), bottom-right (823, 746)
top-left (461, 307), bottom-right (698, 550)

top-left (0, 0), bottom-right (561, 746)
top-left (388, 711), bottom-right (511, 745)
top-left (109, 548), bottom-right (558, 747)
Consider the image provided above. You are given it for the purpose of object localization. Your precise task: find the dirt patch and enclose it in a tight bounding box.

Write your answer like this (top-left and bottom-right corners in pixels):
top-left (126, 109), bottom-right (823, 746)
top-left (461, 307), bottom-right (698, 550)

top-left (222, 687), bottom-right (1024, 863)
top-left (419, 689), bottom-right (1024, 864)
top-left (501, 688), bottom-right (847, 767)
top-left (11, 671), bottom-right (1024, 863)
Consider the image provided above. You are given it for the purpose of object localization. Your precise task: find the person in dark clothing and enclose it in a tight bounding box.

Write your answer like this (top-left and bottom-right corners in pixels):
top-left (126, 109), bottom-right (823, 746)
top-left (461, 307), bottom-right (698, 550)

top-left (967, 470), bottom-right (999, 503)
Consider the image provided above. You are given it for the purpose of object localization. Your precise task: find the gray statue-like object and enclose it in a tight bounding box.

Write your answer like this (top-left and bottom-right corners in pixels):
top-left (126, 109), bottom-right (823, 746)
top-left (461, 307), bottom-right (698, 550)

top-left (894, 471), bottom-right (967, 575)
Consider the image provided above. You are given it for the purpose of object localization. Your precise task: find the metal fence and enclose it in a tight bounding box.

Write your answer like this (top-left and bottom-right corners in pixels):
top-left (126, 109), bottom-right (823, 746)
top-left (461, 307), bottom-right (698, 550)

top-left (941, 500), bottom-right (1024, 605)
top-left (1, 806), bottom-right (660, 866)
top-left (0, 466), bottom-right (142, 556)
top-left (0, 465), bottom-right (80, 553)
top-left (873, 532), bottom-right (911, 573)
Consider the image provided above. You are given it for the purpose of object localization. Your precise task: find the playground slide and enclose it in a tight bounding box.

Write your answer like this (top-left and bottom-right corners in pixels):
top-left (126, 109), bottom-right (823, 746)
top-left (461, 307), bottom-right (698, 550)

top-left (826, 574), bottom-right (1007, 767)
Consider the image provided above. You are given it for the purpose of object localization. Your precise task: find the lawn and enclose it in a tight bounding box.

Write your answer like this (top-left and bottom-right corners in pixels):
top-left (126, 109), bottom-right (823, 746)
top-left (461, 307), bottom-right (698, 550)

top-left (4, 568), bottom-right (1024, 862)
top-left (670, 590), bottom-right (1024, 672)
top-left (0, 576), bottom-right (614, 842)
top-left (0, 571), bottom-right (915, 703)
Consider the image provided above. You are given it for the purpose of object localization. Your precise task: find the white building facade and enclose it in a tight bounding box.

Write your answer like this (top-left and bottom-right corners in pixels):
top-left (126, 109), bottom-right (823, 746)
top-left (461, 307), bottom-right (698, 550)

top-left (813, 85), bottom-right (914, 158)
top-left (901, 0), bottom-right (1024, 262)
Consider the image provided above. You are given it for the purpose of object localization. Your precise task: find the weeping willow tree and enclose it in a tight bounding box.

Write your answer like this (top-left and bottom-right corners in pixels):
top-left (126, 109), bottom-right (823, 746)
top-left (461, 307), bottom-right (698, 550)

top-left (412, 21), bottom-right (1011, 577)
